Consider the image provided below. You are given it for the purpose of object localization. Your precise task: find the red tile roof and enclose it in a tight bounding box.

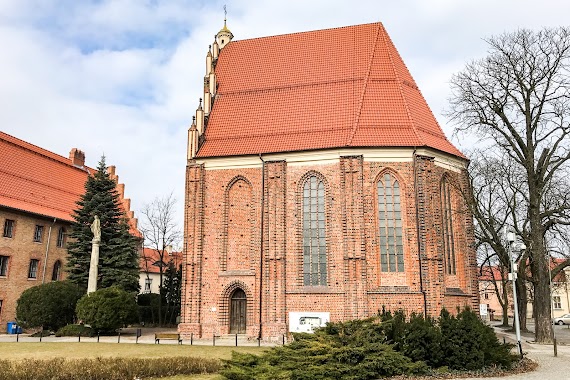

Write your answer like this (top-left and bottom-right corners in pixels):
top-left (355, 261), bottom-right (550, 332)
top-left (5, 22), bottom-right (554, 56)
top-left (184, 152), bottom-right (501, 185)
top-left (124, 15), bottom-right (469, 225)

top-left (140, 247), bottom-right (182, 274)
top-left (197, 22), bottom-right (464, 159)
top-left (0, 131), bottom-right (138, 231)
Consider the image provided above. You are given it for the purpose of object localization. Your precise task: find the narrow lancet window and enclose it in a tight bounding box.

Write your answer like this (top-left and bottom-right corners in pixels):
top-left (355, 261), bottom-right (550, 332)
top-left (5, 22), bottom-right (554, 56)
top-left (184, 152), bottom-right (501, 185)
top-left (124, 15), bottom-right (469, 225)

top-left (441, 177), bottom-right (456, 275)
top-left (302, 175), bottom-right (327, 286)
top-left (378, 173), bottom-right (404, 272)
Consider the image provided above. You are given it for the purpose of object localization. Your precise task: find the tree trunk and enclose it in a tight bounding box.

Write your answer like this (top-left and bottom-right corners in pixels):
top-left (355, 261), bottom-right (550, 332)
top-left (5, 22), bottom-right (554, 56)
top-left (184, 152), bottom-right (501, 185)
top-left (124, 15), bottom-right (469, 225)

top-left (501, 281), bottom-right (510, 327)
top-left (529, 188), bottom-right (553, 343)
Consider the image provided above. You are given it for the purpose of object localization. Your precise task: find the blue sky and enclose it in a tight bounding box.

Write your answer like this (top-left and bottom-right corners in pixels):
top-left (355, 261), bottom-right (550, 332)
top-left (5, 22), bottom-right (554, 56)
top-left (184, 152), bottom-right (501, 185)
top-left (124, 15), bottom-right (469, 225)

top-left (1, 0), bottom-right (569, 239)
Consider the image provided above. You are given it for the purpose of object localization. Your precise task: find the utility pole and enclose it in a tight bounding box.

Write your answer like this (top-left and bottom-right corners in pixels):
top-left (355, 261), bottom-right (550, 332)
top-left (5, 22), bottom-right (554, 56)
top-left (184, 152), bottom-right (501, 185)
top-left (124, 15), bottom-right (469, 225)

top-left (507, 231), bottom-right (524, 358)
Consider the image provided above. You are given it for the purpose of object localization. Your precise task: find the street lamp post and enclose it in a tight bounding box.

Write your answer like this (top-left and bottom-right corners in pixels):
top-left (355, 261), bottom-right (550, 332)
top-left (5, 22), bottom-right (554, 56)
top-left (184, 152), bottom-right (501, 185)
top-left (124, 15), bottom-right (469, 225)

top-left (507, 231), bottom-right (524, 358)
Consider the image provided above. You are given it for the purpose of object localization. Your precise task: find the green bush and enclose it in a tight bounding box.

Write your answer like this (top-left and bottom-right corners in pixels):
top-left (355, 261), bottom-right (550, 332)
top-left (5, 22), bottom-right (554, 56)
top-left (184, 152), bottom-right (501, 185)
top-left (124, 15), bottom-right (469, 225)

top-left (16, 281), bottom-right (83, 331)
top-left (0, 357), bottom-right (219, 380)
top-left (400, 313), bottom-right (443, 367)
top-left (221, 320), bottom-right (427, 380)
top-left (221, 308), bottom-right (517, 379)
top-left (439, 308), bottom-right (516, 370)
top-left (55, 324), bottom-right (95, 337)
top-left (76, 287), bottom-right (138, 333)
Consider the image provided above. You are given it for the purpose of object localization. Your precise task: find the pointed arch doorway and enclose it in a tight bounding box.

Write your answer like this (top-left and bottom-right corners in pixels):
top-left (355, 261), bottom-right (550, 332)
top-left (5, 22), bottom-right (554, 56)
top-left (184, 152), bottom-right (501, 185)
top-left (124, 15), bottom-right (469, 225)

top-left (229, 288), bottom-right (247, 334)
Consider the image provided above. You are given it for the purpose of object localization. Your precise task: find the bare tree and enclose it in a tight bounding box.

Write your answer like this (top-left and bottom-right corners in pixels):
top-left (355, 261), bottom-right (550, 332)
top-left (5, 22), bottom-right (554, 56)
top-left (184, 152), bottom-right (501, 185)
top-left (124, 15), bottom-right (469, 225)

top-left (448, 27), bottom-right (570, 343)
top-left (140, 193), bottom-right (182, 326)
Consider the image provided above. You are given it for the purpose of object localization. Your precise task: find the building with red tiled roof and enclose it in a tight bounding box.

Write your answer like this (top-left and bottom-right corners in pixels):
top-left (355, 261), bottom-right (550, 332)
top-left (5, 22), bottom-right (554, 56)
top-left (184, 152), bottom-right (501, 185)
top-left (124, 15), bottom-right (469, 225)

top-left (181, 21), bottom-right (479, 340)
top-left (139, 247), bottom-right (182, 294)
top-left (0, 131), bottom-right (138, 331)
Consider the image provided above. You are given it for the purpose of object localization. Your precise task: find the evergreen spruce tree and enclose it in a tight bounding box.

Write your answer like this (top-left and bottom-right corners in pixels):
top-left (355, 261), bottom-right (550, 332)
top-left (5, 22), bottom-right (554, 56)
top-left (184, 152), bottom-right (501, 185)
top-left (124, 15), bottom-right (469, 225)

top-left (66, 156), bottom-right (140, 293)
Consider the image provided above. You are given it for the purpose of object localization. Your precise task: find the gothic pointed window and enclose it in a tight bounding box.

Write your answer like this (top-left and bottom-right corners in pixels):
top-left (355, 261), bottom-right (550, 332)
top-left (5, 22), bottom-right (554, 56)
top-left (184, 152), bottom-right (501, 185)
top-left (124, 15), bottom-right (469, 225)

top-left (303, 175), bottom-right (327, 286)
top-left (441, 177), bottom-right (456, 275)
top-left (377, 172), bottom-right (404, 272)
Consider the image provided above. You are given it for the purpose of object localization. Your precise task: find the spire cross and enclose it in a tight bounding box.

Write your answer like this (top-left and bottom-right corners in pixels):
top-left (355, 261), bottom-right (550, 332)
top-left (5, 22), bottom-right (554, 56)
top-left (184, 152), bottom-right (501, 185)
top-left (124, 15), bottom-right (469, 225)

top-left (224, 5), bottom-right (227, 26)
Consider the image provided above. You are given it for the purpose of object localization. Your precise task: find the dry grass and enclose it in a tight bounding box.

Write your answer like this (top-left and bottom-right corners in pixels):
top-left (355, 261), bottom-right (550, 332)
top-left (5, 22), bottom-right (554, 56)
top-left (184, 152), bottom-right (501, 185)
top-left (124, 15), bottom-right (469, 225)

top-left (0, 342), bottom-right (264, 360)
top-left (0, 343), bottom-right (266, 380)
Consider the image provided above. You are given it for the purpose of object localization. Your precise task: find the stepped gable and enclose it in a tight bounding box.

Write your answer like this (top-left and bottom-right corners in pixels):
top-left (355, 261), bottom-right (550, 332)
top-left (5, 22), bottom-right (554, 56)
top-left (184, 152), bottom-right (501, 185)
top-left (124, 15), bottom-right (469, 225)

top-left (196, 22), bottom-right (463, 158)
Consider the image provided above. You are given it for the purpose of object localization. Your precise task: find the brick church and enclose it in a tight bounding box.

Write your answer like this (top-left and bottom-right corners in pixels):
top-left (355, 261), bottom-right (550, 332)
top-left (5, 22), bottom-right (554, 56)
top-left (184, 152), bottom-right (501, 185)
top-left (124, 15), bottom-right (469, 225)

top-left (180, 20), bottom-right (478, 340)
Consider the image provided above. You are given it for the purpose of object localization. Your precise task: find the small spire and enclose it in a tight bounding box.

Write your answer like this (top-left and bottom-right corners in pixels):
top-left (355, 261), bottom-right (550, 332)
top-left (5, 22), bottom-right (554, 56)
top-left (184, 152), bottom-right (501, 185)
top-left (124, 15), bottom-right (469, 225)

top-left (224, 5), bottom-right (227, 27)
top-left (192, 116), bottom-right (196, 125)
top-left (198, 98), bottom-right (203, 110)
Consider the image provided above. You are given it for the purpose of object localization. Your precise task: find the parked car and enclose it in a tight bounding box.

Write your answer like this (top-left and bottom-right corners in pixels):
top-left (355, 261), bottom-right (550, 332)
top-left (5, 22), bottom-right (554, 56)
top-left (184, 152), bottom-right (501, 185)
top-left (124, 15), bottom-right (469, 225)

top-left (553, 314), bottom-right (570, 325)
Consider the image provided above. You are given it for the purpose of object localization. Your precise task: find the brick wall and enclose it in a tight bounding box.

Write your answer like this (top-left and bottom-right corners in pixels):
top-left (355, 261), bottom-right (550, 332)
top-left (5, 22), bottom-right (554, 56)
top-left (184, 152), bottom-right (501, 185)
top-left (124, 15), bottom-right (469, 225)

top-left (179, 152), bottom-right (478, 340)
top-left (0, 208), bottom-right (70, 332)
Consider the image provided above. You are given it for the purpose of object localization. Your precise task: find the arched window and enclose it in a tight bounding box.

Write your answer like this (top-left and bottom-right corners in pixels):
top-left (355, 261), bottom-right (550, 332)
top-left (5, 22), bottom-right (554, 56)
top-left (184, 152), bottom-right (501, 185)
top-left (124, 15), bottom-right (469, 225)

top-left (52, 260), bottom-right (62, 281)
top-left (441, 177), bottom-right (456, 275)
top-left (377, 172), bottom-right (404, 272)
top-left (302, 175), bottom-right (327, 286)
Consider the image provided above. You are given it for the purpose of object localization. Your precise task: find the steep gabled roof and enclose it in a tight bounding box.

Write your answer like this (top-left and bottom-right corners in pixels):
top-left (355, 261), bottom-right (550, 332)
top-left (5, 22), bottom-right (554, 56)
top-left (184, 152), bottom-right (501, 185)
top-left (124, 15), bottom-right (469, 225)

top-left (0, 131), bottom-right (93, 221)
top-left (197, 22), bottom-right (463, 159)
top-left (0, 131), bottom-right (138, 232)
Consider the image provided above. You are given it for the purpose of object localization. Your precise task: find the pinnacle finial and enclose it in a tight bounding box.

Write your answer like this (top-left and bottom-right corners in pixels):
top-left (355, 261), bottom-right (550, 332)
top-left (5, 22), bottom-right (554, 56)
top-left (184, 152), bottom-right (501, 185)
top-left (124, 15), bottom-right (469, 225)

top-left (224, 4), bottom-right (227, 27)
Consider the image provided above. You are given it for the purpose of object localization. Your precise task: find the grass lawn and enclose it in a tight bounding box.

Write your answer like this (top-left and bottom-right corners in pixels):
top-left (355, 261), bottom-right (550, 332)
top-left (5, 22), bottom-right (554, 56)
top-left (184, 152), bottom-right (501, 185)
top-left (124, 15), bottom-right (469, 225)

top-left (0, 343), bottom-right (266, 379)
top-left (0, 342), bottom-right (265, 360)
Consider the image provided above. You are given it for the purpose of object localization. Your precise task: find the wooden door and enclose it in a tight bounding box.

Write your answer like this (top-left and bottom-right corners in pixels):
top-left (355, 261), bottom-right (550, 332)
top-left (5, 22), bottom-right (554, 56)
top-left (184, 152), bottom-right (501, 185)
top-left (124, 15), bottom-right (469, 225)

top-left (230, 289), bottom-right (247, 334)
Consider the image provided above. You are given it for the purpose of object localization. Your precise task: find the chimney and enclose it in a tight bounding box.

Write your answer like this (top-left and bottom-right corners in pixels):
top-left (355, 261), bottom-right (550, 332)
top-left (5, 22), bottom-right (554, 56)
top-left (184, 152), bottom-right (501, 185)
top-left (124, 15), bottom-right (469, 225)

top-left (69, 148), bottom-right (85, 167)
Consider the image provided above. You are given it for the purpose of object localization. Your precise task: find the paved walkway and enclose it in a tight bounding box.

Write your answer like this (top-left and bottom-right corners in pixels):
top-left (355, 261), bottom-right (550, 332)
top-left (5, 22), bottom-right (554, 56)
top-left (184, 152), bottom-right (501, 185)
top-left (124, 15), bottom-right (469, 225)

top-left (461, 322), bottom-right (570, 379)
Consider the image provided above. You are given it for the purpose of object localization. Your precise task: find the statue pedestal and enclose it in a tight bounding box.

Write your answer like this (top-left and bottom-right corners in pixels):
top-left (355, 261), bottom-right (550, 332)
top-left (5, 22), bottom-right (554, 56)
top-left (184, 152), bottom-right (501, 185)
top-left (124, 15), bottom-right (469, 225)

top-left (87, 238), bottom-right (100, 294)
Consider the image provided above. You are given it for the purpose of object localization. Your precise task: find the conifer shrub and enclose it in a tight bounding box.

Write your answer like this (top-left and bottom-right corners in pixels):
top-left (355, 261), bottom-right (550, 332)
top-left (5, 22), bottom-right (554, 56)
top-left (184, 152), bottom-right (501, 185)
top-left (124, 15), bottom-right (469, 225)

top-left (16, 281), bottom-right (83, 331)
top-left (221, 307), bottom-right (516, 379)
top-left (76, 287), bottom-right (138, 333)
top-left (221, 319), bottom-right (427, 380)
top-left (55, 324), bottom-right (95, 337)
top-left (400, 313), bottom-right (443, 367)
top-left (439, 308), bottom-right (516, 370)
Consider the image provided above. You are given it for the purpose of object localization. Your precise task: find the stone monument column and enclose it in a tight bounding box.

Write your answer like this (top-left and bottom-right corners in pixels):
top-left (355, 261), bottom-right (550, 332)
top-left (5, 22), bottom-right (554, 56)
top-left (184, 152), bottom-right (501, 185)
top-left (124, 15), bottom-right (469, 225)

top-left (87, 215), bottom-right (101, 294)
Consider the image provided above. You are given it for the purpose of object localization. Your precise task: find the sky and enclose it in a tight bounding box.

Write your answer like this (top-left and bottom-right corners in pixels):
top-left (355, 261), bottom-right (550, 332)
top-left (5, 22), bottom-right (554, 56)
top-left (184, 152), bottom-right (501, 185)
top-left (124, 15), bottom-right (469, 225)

top-left (1, 0), bottom-right (569, 237)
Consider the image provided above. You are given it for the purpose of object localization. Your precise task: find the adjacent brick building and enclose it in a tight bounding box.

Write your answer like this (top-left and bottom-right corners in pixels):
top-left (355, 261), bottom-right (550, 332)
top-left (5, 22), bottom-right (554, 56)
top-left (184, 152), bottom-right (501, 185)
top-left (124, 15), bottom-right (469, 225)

top-left (0, 131), bottom-right (137, 332)
top-left (180, 21), bottom-right (479, 340)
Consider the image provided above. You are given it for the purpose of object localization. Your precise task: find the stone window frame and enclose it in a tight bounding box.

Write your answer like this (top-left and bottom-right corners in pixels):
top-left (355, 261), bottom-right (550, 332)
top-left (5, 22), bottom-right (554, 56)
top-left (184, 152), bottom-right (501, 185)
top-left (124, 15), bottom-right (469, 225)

top-left (0, 255), bottom-right (8, 277)
top-left (375, 169), bottom-right (406, 273)
top-left (28, 258), bottom-right (39, 279)
top-left (440, 175), bottom-right (456, 275)
top-left (3, 219), bottom-right (14, 238)
top-left (297, 171), bottom-right (330, 287)
top-left (33, 225), bottom-right (44, 243)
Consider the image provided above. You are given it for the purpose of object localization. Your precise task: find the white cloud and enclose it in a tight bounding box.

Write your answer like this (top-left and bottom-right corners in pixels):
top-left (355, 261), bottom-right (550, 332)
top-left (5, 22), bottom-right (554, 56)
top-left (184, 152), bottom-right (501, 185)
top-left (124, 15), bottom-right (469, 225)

top-left (1, 0), bottom-right (570, 232)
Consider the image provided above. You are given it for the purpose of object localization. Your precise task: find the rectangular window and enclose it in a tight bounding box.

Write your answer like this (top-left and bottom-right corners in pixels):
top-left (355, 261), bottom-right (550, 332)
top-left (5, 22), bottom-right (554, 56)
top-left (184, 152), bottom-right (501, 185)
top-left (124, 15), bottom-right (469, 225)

top-left (33, 225), bottom-right (44, 242)
top-left (0, 299), bottom-right (3, 316)
top-left (553, 295), bottom-right (562, 310)
top-left (56, 227), bottom-right (65, 248)
top-left (28, 259), bottom-right (39, 279)
top-left (484, 292), bottom-right (489, 300)
top-left (3, 219), bottom-right (14, 238)
top-left (0, 256), bottom-right (8, 276)
top-left (144, 278), bottom-right (152, 293)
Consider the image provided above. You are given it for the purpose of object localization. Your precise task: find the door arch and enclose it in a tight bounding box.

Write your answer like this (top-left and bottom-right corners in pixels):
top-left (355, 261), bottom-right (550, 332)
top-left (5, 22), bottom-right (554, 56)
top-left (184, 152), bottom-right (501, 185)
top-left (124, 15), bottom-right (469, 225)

top-left (229, 288), bottom-right (247, 334)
